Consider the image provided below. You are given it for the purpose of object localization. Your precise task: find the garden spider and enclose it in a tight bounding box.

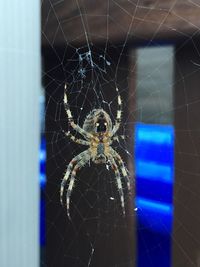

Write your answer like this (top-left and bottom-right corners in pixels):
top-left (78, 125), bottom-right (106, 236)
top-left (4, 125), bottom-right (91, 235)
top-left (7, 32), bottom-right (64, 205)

top-left (60, 84), bottom-right (130, 218)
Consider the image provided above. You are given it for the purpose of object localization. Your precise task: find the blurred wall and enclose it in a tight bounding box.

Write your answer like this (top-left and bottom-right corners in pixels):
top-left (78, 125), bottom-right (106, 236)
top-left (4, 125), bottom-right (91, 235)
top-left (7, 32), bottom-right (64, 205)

top-left (0, 1), bottom-right (40, 266)
top-left (173, 41), bottom-right (200, 267)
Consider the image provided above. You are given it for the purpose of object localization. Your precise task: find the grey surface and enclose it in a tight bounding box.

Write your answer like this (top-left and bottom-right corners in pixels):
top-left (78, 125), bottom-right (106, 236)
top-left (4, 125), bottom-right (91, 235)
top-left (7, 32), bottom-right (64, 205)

top-left (0, 1), bottom-right (40, 266)
top-left (136, 46), bottom-right (174, 124)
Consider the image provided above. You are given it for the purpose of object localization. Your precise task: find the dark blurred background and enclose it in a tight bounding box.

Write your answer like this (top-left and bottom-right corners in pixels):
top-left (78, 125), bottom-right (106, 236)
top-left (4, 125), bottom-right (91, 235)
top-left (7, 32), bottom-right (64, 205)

top-left (3, 1), bottom-right (200, 267)
top-left (41, 1), bottom-right (200, 267)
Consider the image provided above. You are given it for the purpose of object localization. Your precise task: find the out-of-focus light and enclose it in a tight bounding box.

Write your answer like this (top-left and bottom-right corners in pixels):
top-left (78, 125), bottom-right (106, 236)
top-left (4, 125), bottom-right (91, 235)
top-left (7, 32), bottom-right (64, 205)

top-left (136, 160), bottom-right (173, 183)
top-left (136, 197), bottom-right (173, 234)
top-left (39, 150), bottom-right (46, 162)
top-left (135, 123), bottom-right (174, 267)
top-left (136, 197), bottom-right (173, 214)
top-left (40, 136), bottom-right (46, 188)
top-left (40, 173), bottom-right (46, 189)
top-left (136, 124), bottom-right (173, 145)
top-left (135, 122), bottom-right (174, 232)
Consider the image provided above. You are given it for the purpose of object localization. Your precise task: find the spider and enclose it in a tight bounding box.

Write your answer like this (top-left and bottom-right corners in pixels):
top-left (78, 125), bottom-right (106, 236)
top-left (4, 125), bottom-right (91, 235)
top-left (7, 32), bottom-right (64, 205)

top-left (60, 84), bottom-right (130, 218)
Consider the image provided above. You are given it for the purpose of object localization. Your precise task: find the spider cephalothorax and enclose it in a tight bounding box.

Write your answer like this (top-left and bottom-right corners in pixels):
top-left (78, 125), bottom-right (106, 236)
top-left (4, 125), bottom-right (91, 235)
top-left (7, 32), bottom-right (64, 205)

top-left (83, 109), bottom-right (112, 134)
top-left (61, 85), bottom-right (130, 218)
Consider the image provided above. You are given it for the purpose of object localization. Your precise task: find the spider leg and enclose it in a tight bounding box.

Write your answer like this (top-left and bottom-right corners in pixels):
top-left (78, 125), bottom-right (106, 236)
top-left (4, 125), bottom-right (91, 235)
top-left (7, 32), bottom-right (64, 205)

top-left (62, 130), bottom-right (90, 146)
top-left (64, 84), bottom-right (93, 140)
top-left (66, 154), bottom-right (91, 218)
top-left (110, 148), bottom-right (130, 190)
top-left (111, 87), bottom-right (122, 136)
top-left (60, 150), bottom-right (90, 205)
top-left (109, 156), bottom-right (125, 216)
top-left (110, 135), bottom-right (125, 144)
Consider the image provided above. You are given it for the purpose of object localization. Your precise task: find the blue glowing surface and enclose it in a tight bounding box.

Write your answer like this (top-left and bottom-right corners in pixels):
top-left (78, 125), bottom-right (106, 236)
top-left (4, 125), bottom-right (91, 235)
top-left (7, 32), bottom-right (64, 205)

top-left (137, 125), bottom-right (173, 145)
top-left (136, 197), bottom-right (173, 234)
top-left (136, 160), bottom-right (173, 183)
top-left (135, 123), bottom-right (174, 267)
top-left (136, 197), bottom-right (173, 214)
top-left (40, 136), bottom-right (46, 188)
top-left (40, 135), bottom-right (46, 246)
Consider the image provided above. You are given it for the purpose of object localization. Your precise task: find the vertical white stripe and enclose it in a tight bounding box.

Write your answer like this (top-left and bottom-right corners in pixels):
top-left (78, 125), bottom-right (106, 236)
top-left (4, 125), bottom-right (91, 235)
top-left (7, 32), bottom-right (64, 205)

top-left (0, 1), bottom-right (40, 267)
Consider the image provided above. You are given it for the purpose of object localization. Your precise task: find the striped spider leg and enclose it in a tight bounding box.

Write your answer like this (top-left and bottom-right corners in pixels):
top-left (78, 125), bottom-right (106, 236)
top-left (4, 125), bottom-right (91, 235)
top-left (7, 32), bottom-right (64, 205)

top-left (111, 87), bottom-right (122, 137)
top-left (110, 147), bottom-right (130, 190)
top-left (60, 149), bottom-right (91, 218)
top-left (63, 83), bottom-right (92, 143)
top-left (62, 130), bottom-right (89, 146)
top-left (110, 88), bottom-right (130, 210)
top-left (109, 156), bottom-right (126, 215)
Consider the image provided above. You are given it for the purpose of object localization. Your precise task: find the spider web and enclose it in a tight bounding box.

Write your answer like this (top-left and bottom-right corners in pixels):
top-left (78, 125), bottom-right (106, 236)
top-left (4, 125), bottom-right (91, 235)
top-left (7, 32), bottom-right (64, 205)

top-left (41, 1), bottom-right (200, 267)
